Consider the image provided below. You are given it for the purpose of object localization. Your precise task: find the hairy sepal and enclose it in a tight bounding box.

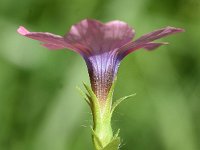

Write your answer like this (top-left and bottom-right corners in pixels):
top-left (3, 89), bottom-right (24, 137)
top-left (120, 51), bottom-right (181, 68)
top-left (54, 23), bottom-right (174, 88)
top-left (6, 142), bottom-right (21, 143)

top-left (77, 82), bottom-right (135, 150)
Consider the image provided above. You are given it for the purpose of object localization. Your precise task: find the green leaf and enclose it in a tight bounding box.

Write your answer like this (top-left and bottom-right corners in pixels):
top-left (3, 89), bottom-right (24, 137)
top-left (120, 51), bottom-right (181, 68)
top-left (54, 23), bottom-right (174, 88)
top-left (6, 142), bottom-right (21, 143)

top-left (102, 137), bottom-right (120, 150)
top-left (111, 93), bottom-right (136, 115)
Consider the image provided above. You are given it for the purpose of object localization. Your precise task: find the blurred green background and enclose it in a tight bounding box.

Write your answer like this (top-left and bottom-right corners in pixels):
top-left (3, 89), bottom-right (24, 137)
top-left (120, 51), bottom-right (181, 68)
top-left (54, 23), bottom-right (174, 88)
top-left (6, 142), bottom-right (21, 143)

top-left (0, 0), bottom-right (200, 150)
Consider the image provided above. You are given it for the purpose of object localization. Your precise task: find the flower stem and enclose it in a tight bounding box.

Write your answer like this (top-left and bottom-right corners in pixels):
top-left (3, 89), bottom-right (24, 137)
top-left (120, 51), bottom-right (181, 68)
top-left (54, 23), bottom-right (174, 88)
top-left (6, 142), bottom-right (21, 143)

top-left (92, 102), bottom-right (113, 149)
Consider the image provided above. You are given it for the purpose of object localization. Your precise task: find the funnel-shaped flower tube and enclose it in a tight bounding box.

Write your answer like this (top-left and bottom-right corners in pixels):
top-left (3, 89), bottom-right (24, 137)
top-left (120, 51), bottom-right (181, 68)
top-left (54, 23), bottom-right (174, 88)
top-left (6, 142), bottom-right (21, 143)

top-left (18, 19), bottom-right (184, 149)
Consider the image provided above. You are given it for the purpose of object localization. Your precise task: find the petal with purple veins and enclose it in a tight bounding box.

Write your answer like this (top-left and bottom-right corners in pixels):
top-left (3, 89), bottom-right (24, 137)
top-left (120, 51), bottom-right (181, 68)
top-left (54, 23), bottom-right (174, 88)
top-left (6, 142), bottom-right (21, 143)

top-left (64, 19), bottom-right (135, 55)
top-left (17, 26), bottom-right (70, 50)
top-left (143, 42), bottom-right (169, 50)
top-left (118, 26), bottom-right (184, 58)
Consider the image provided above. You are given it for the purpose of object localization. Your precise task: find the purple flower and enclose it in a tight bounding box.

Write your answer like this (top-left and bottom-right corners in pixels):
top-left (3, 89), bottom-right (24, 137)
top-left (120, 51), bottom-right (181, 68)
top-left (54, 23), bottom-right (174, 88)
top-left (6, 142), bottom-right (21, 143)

top-left (17, 19), bottom-right (184, 103)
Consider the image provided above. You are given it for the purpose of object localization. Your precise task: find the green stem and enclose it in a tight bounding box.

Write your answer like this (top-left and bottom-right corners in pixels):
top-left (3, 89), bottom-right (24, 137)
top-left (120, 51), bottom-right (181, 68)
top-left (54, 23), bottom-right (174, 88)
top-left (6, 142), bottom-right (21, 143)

top-left (92, 103), bottom-right (113, 149)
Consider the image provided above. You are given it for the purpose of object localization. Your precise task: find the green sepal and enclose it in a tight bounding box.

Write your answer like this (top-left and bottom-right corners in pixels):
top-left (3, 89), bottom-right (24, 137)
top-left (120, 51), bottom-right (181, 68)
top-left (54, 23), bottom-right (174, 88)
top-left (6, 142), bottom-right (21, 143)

top-left (91, 127), bottom-right (121, 150)
top-left (102, 137), bottom-right (120, 150)
top-left (76, 86), bottom-right (91, 106)
top-left (91, 127), bottom-right (104, 149)
top-left (104, 79), bottom-right (116, 109)
top-left (82, 82), bottom-right (97, 100)
top-left (113, 129), bottom-right (120, 139)
top-left (111, 93), bottom-right (136, 115)
top-left (77, 81), bottom-right (135, 150)
top-left (82, 82), bottom-right (102, 124)
top-left (82, 82), bottom-right (100, 109)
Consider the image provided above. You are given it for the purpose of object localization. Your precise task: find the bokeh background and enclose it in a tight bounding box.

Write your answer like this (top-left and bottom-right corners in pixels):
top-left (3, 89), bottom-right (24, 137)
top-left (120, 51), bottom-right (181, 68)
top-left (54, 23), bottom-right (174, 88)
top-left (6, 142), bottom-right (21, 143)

top-left (0, 0), bottom-right (200, 149)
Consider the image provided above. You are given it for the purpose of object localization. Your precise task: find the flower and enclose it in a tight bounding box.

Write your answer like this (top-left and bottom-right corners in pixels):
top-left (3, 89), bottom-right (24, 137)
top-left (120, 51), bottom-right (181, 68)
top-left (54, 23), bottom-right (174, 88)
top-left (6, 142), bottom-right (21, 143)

top-left (17, 19), bottom-right (184, 103)
top-left (18, 19), bottom-right (184, 149)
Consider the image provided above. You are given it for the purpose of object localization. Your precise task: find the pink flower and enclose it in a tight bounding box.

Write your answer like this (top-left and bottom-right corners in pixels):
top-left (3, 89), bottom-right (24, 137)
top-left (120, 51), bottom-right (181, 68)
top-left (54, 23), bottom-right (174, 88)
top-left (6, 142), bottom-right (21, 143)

top-left (18, 19), bottom-right (184, 102)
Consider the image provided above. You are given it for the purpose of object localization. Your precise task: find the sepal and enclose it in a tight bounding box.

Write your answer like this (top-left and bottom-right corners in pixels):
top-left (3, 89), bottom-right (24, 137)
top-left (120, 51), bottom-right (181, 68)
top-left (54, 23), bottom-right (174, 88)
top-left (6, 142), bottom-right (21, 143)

top-left (111, 93), bottom-right (136, 115)
top-left (102, 137), bottom-right (120, 150)
top-left (91, 127), bottom-right (121, 150)
top-left (76, 86), bottom-right (91, 106)
top-left (91, 127), bottom-right (104, 149)
top-left (77, 82), bottom-right (135, 150)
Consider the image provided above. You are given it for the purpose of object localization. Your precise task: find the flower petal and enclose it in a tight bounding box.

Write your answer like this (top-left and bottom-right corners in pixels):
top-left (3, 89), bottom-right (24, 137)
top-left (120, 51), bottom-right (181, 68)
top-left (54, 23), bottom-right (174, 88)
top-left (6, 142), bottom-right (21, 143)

top-left (64, 19), bottom-right (134, 55)
top-left (118, 26), bottom-right (184, 57)
top-left (135, 26), bottom-right (184, 43)
top-left (103, 20), bottom-right (135, 49)
top-left (41, 43), bottom-right (66, 49)
top-left (17, 26), bottom-right (68, 50)
top-left (143, 42), bottom-right (169, 50)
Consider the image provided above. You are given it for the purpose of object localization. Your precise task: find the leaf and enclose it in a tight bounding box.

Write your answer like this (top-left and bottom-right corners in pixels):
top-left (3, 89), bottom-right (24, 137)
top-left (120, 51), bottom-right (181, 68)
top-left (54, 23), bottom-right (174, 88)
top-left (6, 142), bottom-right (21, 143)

top-left (102, 138), bottom-right (120, 150)
top-left (111, 93), bottom-right (136, 115)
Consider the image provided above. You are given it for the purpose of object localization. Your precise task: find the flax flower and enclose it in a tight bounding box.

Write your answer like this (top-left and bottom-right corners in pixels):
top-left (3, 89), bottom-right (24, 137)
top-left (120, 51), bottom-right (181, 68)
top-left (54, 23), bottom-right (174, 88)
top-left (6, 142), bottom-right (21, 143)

top-left (17, 19), bottom-right (184, 149)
